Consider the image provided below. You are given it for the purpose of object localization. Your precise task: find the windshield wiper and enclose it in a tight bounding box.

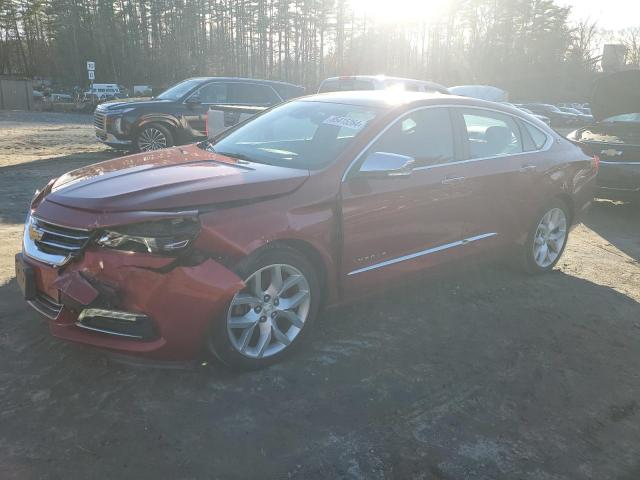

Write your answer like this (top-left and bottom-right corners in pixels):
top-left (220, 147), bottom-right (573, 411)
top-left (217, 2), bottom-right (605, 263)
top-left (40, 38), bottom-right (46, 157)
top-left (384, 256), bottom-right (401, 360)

top-left (210, 149), bottom-right (263, 165)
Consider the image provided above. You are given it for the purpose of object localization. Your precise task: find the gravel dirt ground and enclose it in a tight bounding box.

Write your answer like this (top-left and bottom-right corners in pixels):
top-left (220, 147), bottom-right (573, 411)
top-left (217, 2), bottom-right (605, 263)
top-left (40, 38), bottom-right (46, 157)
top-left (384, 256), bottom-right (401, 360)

top-left (0, 111), bottom-right (639, 480)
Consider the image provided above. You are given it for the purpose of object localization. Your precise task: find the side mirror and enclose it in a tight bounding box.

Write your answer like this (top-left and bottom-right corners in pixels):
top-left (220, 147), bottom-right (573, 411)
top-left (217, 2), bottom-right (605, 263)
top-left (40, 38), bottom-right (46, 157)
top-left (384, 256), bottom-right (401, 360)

top-left (185, 95), bottom-right (201, 105)
top-left (359, 152), bottom-right (415, 177)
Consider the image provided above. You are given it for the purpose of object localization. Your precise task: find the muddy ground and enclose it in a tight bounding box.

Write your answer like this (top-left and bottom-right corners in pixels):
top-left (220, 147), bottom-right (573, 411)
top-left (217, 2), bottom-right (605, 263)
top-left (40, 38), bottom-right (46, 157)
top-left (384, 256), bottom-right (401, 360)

top-left (0, 110), bottom-right (639, 479)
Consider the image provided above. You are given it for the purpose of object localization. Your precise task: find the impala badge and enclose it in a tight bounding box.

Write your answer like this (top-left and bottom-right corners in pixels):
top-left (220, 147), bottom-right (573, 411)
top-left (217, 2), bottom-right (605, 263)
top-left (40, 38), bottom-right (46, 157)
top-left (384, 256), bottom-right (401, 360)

top-left (600, 148), bottom-right (623, 157)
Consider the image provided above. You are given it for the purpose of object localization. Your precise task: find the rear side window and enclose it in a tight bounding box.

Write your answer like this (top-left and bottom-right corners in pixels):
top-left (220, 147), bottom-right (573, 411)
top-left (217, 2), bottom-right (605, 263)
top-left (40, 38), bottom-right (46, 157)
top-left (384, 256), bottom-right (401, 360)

top-left (272, 84), bottom-right (304, 100)
top-left (461, 109), bottom-right (523, 159)
top-left (522, 122), bottom-right (548, 150)
top-left (365, 108), bottom-right (455, 167)
top-left (228, 83), bottom-right (281, 106)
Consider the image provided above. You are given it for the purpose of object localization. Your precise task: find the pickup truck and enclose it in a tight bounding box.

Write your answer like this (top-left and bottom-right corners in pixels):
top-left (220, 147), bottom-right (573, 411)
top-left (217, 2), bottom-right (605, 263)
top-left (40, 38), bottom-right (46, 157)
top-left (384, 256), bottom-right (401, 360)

top-left (94, 77), bottom-right (304, 151)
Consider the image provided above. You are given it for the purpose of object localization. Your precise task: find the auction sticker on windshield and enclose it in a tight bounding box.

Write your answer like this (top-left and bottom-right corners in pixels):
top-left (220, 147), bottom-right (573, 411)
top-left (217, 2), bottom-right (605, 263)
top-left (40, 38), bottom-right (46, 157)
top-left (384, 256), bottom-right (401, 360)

top-left (322, 115), bottom-right (368, 130)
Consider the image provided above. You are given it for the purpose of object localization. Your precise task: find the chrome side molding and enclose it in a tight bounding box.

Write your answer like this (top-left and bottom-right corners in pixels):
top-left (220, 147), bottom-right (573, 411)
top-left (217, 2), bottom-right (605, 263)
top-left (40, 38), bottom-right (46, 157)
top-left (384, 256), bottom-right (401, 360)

top-left (347, 232), bottom-right (497, 276)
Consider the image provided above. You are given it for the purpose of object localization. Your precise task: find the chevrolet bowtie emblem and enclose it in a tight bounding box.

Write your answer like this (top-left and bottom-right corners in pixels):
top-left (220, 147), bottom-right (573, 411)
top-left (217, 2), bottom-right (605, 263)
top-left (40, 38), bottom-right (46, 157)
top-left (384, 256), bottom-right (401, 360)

top-left (600, 148), bottom-right (623, 157)
top-left (28, 223), bottom-right (44, 242)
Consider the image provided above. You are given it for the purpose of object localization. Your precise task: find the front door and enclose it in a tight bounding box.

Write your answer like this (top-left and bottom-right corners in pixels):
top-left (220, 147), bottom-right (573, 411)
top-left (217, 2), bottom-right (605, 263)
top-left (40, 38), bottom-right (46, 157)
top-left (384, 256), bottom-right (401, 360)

top-left (184, 82), bottom-right (229, 136)
top-left (340, 107), bottom-right (468, 295)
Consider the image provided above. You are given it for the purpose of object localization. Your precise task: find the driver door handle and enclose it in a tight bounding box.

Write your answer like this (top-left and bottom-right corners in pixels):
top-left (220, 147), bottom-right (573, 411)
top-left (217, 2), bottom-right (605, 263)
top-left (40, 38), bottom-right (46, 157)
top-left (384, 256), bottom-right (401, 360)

top-left (519, 164), bottom-right (537, 173)
top-left (441, 176), bottom-right (465, 185)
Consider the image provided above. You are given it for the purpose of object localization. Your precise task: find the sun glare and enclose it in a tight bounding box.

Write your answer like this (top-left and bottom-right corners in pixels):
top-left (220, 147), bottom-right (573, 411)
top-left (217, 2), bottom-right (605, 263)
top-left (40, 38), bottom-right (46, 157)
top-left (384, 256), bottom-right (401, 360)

top-left (350, 0), bottom-right (448, 23)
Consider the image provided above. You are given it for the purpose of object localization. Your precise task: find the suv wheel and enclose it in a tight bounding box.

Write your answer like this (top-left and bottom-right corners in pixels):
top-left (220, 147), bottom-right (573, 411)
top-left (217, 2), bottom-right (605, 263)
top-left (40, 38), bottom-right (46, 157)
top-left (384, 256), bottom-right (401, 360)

top-left (208, 246), bottom-right (321, 370)
top-left (136, 123), bottom-right (174, 152)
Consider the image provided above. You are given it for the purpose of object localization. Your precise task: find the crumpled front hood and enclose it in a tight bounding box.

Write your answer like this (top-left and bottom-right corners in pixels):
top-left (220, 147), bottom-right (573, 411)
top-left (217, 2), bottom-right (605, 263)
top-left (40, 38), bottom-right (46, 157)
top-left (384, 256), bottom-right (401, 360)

top-left (46, 144), bottom-right (309, 212)
top-left (591, 70), bottom-right (640, 121)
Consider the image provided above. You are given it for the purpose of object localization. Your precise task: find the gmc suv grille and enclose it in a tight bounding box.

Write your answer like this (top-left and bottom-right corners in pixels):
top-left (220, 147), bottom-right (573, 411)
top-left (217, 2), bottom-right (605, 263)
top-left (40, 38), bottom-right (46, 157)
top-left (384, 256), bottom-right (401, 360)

top-left (94, 111), bottom-right (106, 131)
top-left (32, 218), bottom-right (91, 257)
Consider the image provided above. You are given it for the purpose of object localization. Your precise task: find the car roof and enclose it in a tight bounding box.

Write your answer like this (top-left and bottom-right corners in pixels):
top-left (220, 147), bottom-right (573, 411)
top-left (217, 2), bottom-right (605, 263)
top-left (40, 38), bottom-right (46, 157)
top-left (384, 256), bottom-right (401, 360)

top-left (320, 75), bottom-right (449, 91)
top-left (298, 90), bottom-right (518, 111)
top-left (185, 77), bottom-right (303, 88)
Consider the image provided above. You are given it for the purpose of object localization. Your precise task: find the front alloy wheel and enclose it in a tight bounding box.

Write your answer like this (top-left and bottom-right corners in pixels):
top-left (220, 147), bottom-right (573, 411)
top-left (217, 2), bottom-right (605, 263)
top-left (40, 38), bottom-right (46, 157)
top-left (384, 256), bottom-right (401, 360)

top-left (208, 246), bottom-right (320, 369)
top-left (227, 264), bottom-right (311, 359)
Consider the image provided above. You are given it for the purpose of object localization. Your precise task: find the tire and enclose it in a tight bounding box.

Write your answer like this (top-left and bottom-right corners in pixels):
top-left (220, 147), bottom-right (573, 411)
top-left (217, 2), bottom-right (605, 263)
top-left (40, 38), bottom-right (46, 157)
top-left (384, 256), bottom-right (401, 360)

top-left (522, 199), bottom-right (571, 274)
top-left (135, 123), bottom-right (174, 152)
top-left (207, 246), bottom-right (321, 370)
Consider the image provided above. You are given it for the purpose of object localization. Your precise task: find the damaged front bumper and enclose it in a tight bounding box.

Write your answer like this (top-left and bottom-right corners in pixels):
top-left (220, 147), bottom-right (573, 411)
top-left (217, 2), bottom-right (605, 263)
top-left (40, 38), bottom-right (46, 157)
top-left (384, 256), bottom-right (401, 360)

top-left (16, 248), bottom-right (244, 361)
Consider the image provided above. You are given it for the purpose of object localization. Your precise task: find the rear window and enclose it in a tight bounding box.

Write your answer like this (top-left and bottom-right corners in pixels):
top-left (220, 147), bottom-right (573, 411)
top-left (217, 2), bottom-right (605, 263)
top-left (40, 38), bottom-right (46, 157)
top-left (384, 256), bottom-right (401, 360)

top-left (318, 79), bottom-right (376, 93)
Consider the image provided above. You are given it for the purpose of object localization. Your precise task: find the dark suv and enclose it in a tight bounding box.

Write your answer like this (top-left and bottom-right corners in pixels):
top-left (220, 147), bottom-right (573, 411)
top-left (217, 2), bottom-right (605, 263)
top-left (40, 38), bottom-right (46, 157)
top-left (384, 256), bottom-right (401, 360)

top-left (94, 77), bottom-right (304, 151)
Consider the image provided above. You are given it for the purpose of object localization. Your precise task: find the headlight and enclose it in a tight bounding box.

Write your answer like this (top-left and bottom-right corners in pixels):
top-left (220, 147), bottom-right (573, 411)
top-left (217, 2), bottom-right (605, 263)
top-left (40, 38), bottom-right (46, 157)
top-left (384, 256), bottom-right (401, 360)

top-left (113, 117), bottom-right (123, 134)
top-left (96, 217), bottom-right (200, 254)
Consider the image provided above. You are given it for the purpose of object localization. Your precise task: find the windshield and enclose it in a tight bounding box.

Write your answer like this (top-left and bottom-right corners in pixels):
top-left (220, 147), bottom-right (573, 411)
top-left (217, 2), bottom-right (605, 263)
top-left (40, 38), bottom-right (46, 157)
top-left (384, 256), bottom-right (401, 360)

top-left (156, 79), bottom-right (203, 100)
top-left (204, 101), bottom-right (380, 169)
top-left (603, 113), bottom-right (640, 123)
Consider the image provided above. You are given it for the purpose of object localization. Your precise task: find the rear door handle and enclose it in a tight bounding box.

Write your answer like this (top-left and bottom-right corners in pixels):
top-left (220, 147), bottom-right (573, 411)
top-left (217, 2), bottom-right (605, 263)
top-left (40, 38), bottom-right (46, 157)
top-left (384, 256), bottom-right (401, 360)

top-left (519, 165), bottom-right (537, 173)
top-left (441, 176), bottom-right (465, 185)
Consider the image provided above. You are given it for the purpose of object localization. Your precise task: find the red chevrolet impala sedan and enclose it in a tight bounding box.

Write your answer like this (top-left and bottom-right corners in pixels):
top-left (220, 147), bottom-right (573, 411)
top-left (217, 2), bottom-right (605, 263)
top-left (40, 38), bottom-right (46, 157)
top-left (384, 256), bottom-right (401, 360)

top-left (15, 92), bottom-right (598, 368)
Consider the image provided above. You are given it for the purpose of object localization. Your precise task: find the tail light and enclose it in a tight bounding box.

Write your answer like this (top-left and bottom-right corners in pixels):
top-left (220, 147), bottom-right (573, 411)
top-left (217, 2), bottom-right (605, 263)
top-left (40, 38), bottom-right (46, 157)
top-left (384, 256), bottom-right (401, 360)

top-left (592, 154), bottom-right (600, 171)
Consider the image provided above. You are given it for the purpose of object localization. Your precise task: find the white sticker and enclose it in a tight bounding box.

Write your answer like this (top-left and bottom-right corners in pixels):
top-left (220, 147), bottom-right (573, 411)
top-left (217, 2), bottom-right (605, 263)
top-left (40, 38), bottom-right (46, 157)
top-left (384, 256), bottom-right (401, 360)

top-left (322, 115), bottom-right (367, 130)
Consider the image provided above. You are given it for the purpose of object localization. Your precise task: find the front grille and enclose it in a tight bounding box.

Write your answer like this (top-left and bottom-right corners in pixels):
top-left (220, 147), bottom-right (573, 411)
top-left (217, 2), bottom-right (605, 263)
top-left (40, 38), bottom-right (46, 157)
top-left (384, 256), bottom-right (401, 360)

top-left (32, 218), bottom-right (91, 258)
top-left (94, 111), bottom-right (106, 130)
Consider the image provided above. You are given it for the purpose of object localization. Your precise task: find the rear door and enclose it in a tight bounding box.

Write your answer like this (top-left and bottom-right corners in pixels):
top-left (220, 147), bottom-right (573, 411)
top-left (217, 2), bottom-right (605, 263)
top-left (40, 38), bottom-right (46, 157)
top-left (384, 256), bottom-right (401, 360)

top-left (450, 107), bottom-right (552, 248)
top-left (341, 107), bottom-right (469, 295)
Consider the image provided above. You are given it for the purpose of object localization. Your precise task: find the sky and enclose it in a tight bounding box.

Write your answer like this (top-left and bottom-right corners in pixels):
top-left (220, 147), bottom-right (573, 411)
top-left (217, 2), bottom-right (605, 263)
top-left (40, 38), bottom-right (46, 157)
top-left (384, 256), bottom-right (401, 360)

top-left (350, 0), bottom-right (640, 31)
top-left (560, 0), bottom-right (640, 30)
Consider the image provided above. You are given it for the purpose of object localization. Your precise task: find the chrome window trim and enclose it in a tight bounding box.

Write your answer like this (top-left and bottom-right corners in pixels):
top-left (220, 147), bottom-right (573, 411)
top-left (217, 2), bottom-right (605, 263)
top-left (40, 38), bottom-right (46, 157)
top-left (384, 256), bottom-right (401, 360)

top-left (342, 104), bottom-right (554, 182)
top-left (347, 232), bottom-right (497, 276)
top-left (600, 161), bottom-right (640, 165)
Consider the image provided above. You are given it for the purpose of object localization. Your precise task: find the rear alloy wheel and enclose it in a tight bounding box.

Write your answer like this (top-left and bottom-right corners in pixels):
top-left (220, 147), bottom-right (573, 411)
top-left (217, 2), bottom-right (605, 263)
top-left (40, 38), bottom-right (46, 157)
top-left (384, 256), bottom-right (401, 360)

top-left (136, 124), bottom-right (173, 152)
top-left (208, 247), bottom-right (320, 369)
top-left (523, 202), bottom-right (570, 273)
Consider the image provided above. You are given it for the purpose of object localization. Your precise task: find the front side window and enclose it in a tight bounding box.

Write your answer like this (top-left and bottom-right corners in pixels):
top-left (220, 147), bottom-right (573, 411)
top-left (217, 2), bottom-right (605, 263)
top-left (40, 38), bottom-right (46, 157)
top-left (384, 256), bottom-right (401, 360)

top-left (195, 83), bottom-right (228, 104)
top-left (363, 108), bottom-right (455, 168)
top-left (156, 78), bottom-right (203, 100)
top-left (461, 109), bottom-right (523, 159)
top-left (204, 100), bottom-right (380, 169)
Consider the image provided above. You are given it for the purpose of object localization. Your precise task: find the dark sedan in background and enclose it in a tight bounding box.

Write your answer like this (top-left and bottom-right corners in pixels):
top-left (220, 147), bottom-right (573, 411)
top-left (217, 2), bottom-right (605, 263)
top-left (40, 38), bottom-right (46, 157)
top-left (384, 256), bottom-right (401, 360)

top-left (523, 103), bottom-right (580, 128)
top-left (94, 77), bottom-right (304, 152)
top-left (568, 70), bottom-right (640, 202)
